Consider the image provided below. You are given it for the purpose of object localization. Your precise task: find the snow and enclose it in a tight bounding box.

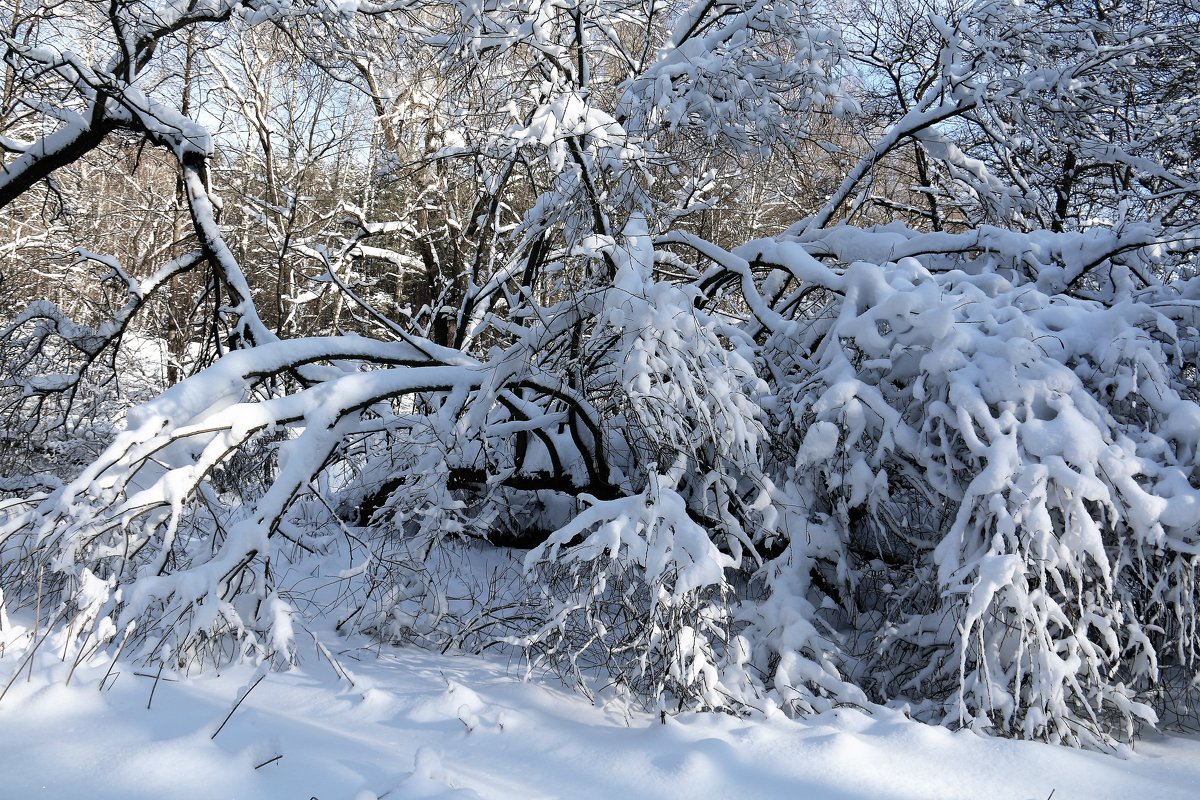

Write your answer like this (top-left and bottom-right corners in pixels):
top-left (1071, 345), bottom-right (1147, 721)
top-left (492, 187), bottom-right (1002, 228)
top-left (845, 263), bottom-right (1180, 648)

top-left (1, 636), bottom-right (1198, 800)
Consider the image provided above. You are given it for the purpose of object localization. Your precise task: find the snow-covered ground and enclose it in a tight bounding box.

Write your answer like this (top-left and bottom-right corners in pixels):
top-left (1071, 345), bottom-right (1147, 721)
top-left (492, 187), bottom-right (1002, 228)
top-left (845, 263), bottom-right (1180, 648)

top-left (1, 631), bottom-right (1198, 800)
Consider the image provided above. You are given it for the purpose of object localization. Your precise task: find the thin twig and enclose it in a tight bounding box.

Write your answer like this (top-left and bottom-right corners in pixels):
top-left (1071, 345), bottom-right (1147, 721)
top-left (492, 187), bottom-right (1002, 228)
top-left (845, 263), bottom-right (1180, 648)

top-left (308, 629), bottom-right (353, 686)
top-left (211, 673), bottom-right (265, 740)
top-left (147, 662), bottom-right (164, 710)
top-left (254, 754), bottom-right (283, 769)
top-left (0, 607), bottom-right (68, 705)
top-left (99, 624), bottom-right (136, 692)
top-left (27, 565), bottom-right (42, 683)
top-left (64, 627), bottom-right (93, 687)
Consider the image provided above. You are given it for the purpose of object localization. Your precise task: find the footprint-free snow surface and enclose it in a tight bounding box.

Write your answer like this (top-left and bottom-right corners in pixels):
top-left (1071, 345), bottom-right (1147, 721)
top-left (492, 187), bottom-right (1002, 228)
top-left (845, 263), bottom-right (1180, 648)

top-left (1, 637), bottom-right (1198, 800)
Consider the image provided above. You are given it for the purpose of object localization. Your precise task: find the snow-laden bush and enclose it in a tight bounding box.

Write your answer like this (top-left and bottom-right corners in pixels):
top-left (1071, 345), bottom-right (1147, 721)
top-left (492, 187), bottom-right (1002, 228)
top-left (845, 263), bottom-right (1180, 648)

top-left (514, 217), bottom-right (777, 710)
top-left (4, 229), bottom-right (1199, 746)
top-left (749, 226), bottom-right (1200, 746)
top-left (521, 471), bottom-right (740, 709)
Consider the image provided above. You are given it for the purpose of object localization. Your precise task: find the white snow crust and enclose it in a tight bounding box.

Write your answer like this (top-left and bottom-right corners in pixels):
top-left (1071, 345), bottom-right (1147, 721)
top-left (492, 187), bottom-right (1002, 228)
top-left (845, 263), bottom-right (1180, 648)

top-left (1, 631), bottom-right (1197, 800)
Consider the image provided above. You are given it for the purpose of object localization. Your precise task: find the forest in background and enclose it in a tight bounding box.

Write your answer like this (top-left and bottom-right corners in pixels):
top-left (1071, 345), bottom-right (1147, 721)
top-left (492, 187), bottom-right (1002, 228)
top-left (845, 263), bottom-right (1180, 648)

top-left (1, 0), bottom-right (1199, 751)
